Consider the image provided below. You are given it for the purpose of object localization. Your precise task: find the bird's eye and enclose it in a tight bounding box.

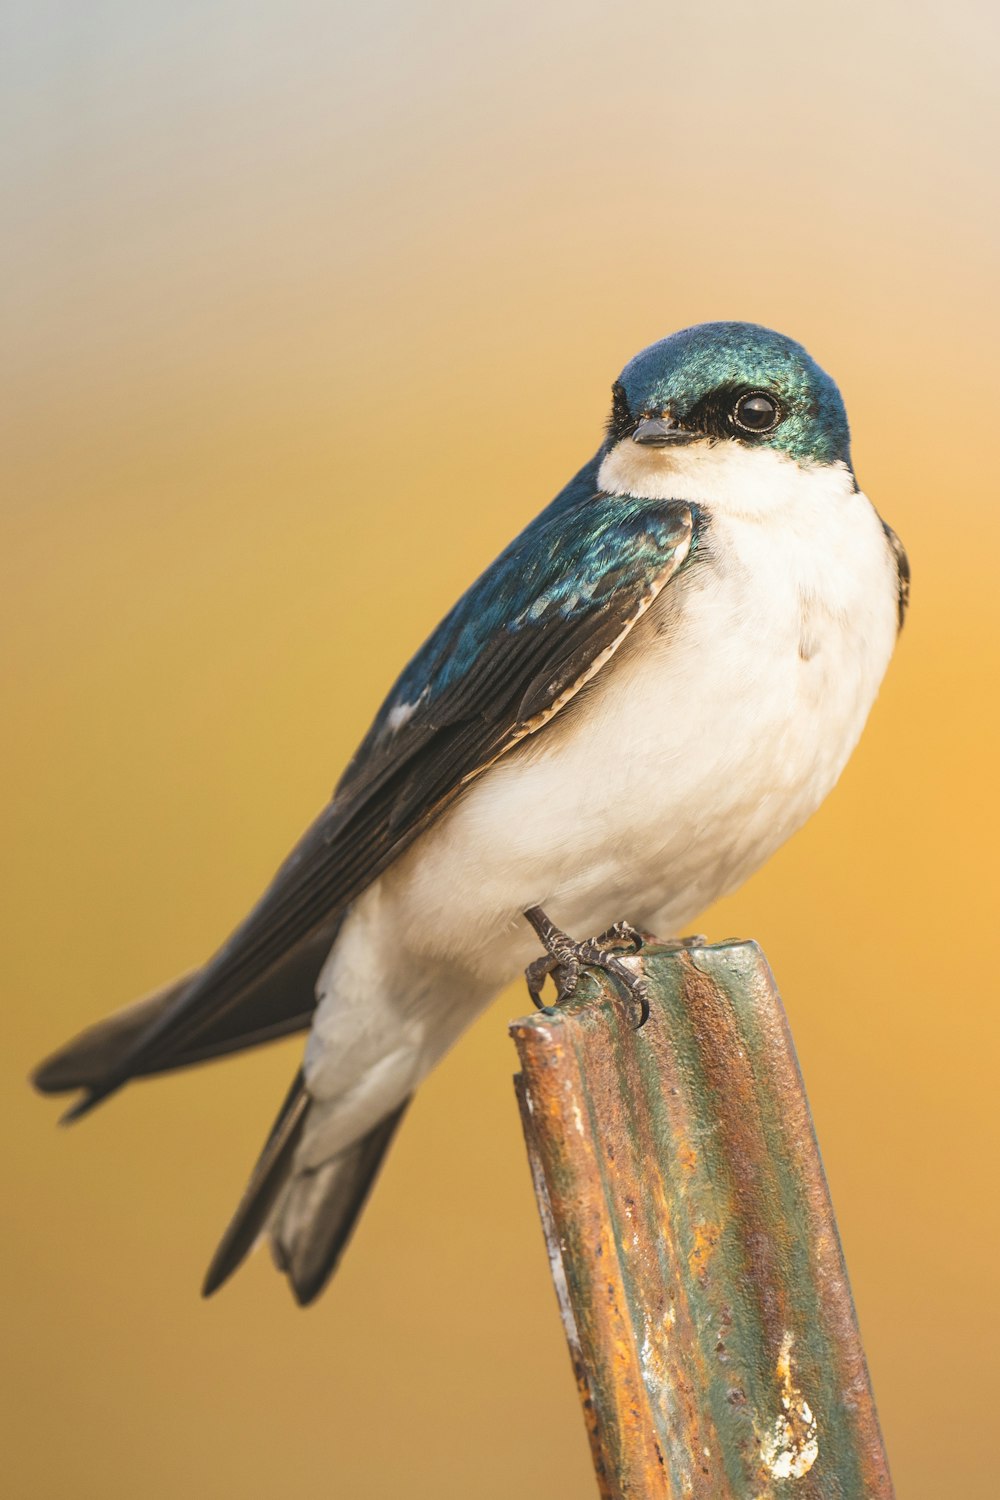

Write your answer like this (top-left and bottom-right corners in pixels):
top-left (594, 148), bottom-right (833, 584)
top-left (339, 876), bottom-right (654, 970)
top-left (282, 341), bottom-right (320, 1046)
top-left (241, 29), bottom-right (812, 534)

top-left (732, 392), bottom-right (780, 434)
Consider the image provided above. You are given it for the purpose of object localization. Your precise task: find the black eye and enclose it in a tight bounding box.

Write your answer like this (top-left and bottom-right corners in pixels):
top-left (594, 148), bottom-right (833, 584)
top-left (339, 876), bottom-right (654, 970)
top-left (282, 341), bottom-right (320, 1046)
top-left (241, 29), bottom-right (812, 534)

top-left (732, 392), bottom-right (779, 434)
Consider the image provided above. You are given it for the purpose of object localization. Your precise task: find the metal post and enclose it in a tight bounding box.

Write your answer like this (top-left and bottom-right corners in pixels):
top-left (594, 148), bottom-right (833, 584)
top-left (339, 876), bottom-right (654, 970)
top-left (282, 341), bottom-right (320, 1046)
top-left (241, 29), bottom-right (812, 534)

top-left (510, 940), bottom-right (893, 1499)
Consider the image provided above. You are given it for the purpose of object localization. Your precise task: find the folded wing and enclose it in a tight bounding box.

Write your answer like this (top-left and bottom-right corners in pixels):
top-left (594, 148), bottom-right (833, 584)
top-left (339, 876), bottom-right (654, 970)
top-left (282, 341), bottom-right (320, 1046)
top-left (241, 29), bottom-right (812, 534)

top-left (46, 491), bottom-right (697, 1118)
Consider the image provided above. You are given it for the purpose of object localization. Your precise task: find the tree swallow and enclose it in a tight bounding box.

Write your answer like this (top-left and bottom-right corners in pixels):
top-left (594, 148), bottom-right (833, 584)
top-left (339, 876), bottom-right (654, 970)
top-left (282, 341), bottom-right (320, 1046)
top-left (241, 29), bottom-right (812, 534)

top-left (34, 321), bottom-right (909, 1305)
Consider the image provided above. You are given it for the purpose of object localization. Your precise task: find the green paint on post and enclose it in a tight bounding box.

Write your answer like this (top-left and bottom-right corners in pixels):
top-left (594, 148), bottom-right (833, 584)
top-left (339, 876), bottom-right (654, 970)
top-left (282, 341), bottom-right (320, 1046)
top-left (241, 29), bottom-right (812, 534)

top-left (511, 940), bottom-right (893, 1500)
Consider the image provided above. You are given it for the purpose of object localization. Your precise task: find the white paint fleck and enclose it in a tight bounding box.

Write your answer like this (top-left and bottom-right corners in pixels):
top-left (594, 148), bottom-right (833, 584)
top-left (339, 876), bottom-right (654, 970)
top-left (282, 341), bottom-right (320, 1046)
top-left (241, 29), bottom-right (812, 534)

top-left (759, 1331), bottom-right (819, 1481)
top-left (639, 1306), bottom-right (678, 1393)
top-left (572, 1101), bottom-right (585, 1137)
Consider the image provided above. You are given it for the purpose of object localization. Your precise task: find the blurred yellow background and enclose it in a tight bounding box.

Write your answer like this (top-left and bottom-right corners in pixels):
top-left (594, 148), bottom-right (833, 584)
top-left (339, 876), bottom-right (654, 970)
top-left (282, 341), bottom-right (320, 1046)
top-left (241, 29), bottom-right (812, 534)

top-left (3, 2), bottom-right (998, 1495)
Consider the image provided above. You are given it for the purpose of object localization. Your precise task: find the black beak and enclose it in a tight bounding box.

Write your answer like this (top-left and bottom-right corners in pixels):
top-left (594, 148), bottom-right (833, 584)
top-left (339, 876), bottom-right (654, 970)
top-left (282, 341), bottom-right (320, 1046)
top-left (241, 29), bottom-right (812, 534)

top-left (631, 415), bottom-right (693, 446)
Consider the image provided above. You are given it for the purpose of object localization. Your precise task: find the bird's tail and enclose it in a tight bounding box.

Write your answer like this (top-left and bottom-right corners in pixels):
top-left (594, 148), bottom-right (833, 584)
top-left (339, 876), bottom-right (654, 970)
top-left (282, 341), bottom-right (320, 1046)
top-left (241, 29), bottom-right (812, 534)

top-left (203, 1079), bottom-right (410, 1305)
top-left (32, 915), bottom-right (401, 1303)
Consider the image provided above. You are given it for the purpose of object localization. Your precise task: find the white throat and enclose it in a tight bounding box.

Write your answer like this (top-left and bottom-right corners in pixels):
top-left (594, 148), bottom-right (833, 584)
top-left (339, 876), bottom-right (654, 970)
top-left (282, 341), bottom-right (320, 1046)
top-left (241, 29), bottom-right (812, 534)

top-left (597, 437), bottom-right (855, 520)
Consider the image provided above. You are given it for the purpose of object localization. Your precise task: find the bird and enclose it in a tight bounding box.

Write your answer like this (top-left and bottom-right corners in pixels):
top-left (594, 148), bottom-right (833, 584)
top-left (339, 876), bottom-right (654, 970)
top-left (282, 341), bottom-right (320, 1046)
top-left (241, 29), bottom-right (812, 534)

top-left (34, 320), bottom-right (909, 1306)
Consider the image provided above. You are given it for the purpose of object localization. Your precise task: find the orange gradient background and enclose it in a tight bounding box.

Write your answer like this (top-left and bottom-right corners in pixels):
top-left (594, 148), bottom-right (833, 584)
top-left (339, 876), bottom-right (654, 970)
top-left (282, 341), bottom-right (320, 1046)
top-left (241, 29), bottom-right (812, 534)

top-left (4, 3), bottom-right (998, 1496)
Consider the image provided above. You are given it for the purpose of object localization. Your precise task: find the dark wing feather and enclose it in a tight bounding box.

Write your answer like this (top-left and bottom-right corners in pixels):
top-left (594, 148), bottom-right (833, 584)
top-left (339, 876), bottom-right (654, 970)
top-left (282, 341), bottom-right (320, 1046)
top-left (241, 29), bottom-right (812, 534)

top-left (64, 492), bottom-right (697, 1116)
top-left (881, 519), bottom-right (910, 630)
top-left (33, 975), bottom-right (194, 1093)
top-left (33, 917), bottom-right (340, 1095)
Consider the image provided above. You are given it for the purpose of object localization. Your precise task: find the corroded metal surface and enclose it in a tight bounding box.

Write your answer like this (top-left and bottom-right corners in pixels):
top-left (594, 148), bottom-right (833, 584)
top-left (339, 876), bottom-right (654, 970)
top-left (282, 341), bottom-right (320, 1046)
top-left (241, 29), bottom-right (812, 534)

top-left (511, 941), bottom-right (893, 1499)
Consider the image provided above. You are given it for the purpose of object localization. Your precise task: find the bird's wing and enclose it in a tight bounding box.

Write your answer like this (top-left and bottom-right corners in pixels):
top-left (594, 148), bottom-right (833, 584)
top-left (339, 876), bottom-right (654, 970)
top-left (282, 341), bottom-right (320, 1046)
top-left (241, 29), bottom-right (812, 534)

top-left (32, 918), bottom-right (340, 1092)
top-left (66, 491), bottom-right (698, 1114)
top-left (880, 519), bottom-right (910, 630)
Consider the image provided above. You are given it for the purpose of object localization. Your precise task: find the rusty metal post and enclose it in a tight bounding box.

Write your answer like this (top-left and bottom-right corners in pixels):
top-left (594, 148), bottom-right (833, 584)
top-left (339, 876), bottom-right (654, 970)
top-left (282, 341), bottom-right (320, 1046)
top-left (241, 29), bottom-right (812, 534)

top-left (510, 940), bottom-right (893, 1499)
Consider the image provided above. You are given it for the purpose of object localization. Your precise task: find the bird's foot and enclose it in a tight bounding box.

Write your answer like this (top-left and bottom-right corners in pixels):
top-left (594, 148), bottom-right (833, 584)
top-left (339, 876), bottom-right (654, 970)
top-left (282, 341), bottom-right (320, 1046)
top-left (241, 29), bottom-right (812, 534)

top-left (523, 906), bottom-right (649, 1027)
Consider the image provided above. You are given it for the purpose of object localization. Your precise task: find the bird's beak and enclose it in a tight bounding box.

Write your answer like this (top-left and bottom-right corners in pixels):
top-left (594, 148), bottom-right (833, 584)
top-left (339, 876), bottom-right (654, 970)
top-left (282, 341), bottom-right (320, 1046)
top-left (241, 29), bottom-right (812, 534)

top-left (631, 414), bottom-right (694, 447)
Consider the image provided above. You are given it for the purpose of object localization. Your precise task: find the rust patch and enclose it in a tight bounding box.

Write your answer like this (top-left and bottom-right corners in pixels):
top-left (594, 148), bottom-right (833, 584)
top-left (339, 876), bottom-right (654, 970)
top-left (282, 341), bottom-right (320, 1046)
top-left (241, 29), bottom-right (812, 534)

top-left (676, 1143), bottom-right (698, 1173)
top-left (687, 1222), bottom-right (721, 1287)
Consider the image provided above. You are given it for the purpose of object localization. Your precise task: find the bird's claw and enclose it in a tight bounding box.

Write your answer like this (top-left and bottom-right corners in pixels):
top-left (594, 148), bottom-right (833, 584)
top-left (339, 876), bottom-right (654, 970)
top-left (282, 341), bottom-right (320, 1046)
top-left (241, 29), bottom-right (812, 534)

top-left (524, 952), bottom-right (579, 1014)
top-left (523, 906), bottom-right (650, 1027)
top-left (591, 919), bottom-right (646, 955)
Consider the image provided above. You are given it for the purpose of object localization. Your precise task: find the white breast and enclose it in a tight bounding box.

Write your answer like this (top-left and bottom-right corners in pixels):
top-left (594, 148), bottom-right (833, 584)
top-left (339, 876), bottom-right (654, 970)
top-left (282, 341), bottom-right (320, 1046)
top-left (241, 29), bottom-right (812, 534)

top-left (377, 443), bottom-right (900, 984)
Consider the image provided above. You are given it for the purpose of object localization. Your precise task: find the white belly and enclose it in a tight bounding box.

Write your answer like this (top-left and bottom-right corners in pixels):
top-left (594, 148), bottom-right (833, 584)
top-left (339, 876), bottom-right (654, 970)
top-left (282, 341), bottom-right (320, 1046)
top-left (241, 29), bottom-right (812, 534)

top-left (304, 459), bottom-right (899, 1143)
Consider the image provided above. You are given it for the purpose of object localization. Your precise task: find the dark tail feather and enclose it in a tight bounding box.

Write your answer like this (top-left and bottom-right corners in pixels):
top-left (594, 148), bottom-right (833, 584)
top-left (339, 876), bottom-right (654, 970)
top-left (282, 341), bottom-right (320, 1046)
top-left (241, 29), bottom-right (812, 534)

top-left (271, 1099), bottom-right (411, 1306)
top-left (201, 1070), bottom-right (311, 1297)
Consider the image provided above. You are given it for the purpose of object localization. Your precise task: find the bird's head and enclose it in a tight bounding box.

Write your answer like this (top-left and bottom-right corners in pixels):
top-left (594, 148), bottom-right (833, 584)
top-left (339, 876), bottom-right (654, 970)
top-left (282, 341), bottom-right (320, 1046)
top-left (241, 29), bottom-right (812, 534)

top-left (598, 322), bottom-right (853, 514)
